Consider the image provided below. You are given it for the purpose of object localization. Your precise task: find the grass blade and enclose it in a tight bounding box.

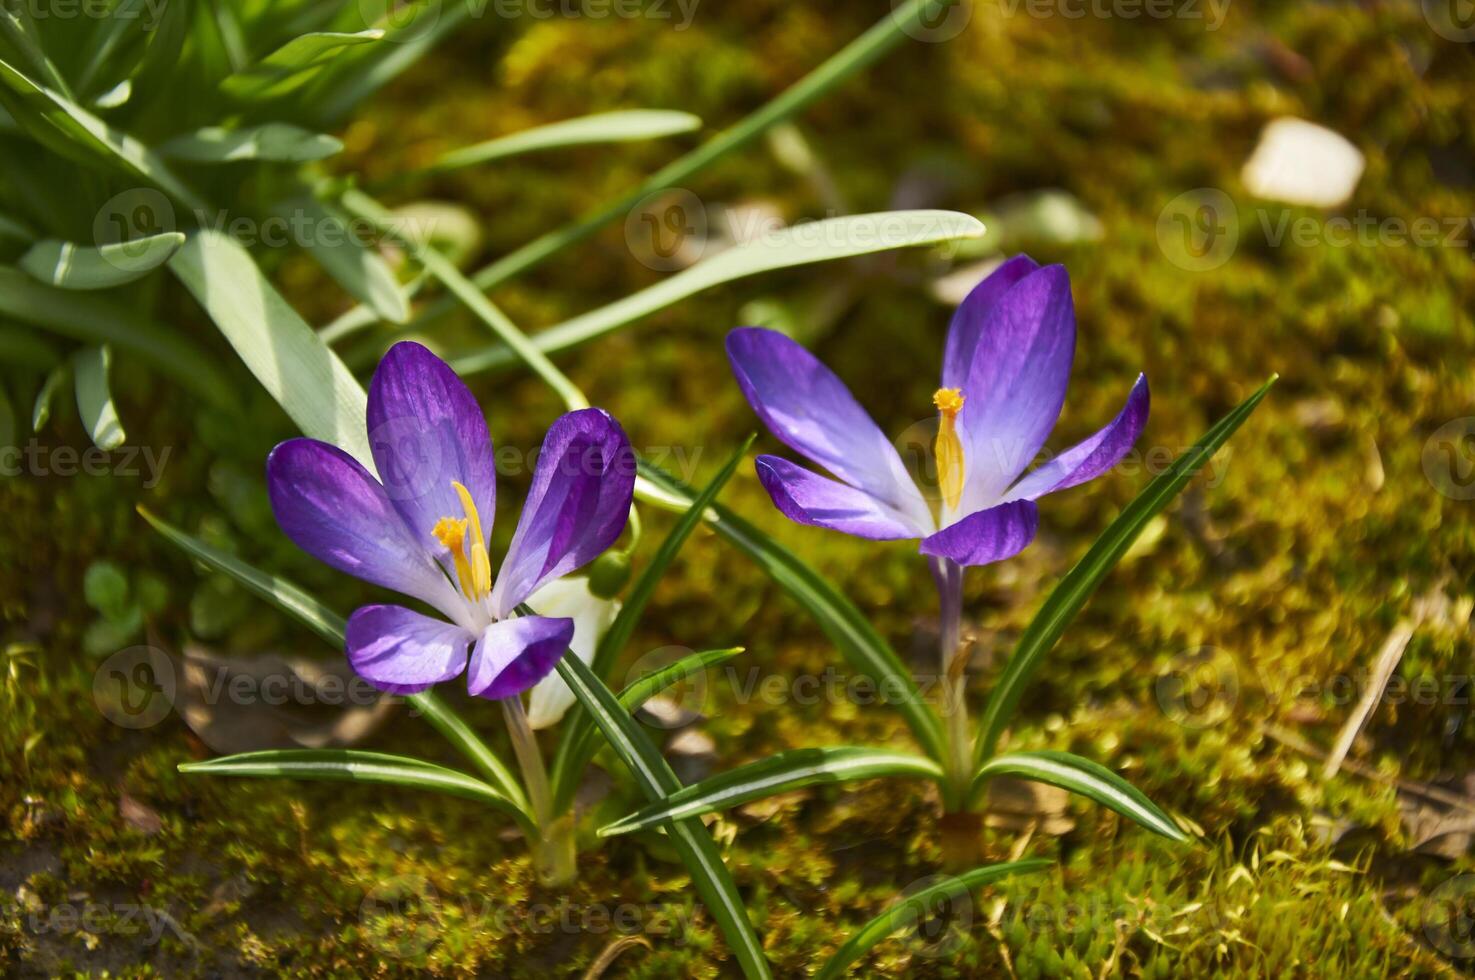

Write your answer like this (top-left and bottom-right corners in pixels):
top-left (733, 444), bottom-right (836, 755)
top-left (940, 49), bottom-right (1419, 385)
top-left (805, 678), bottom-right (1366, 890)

top-left (636, 458), bottom-right (947, 762)
top-left (549, 441), bottom-right (749, 812)
top-left (287, 196), bottom-right (409, 324)
top-left (814, 859), bottom-right (1052, 980)
top-left (553, 646), bottom-right (772, 979)
top-left (72, 345), bottom-right (125, 449)
top-left (158, 124), bottom-right (343, 163)
top-left (178, 749), bottom-right (535, 835)
top-left (219, 30), bottom-right (383, 101)
top-left (31, 362), bottom-right (69, 431)
top-left (452, 211), bottom-right (984, 375)
top-left (972, 751), bottom-right (1188, 842)
top-left (20, 233), bottom-right (184, 290)
top-left (427, 109), bottom-right (702, 173)
top-left (601, 747), bottom-right (944, 838)
top-left (168, 229), bottom-right (373, 467)
top-left (974, 376), bottom-right (1277, 764)
top-left (618, 647), bottom-right (744, 714)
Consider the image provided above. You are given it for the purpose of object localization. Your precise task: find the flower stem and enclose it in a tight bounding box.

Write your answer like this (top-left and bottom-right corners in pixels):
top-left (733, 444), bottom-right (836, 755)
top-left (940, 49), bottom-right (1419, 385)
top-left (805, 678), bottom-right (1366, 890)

top-left (502, 696), bottom-right (577, 886)
top-left (930, 556), bottom-right (972, 805)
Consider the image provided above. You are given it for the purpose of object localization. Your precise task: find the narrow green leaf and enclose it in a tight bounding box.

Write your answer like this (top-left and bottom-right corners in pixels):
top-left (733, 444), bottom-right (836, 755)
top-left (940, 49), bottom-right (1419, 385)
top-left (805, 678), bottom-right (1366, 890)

top-left (815, 859), bottom-right (1052, 980)
top-left (179, 749), bottom-right (536, 835)
top-left (159, 124), bottom-right (343, 163)
top-left (140, 507), bottom-right (528, 810)
top-left (972, 751), bottom-right (1188, 842)
top-left (636, 458), bottom-right (947, 763)
top-left (0, 266), bottom-right (232, 408)
top-left (550, 441), bottom-right (749, 813)
top-left (287, 196), bottom-right (409, 324)
top-left (618, 647), bottom-right (744, 715)
top-left (220, 30), bottom-right (383, 101)
top-left (0, 56), bottom-right (205, 210)
top-left (337, 189), bottom-right (586, 410)
top-left (429, 110), bottom-right (702, 173)
top-left (553, 647), bottom-right (772, 980)
top-left (974, 376), bottom-right (1278, 764)
top-left (168, 229), bottom-right (373, 467)
top-left (72, 345), bottom-right (125, 450)
top-left (20, 233), bottom-right (185, 290)
top-left (601, 747), bottom-right (944, 838)
top-left (31, 363), bottom-right (70, 431)
top-left (452, 211), bottom-right (985, 375)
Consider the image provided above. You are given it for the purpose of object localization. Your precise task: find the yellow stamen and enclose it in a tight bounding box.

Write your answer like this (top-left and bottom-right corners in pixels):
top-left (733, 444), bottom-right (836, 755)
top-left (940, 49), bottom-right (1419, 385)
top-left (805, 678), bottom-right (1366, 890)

top-left (451, 480), bottom-right (492, 598)
top-left (933, 387), bottom-right (966, 511)
top-left (432, 516), bottom-right (477, 599)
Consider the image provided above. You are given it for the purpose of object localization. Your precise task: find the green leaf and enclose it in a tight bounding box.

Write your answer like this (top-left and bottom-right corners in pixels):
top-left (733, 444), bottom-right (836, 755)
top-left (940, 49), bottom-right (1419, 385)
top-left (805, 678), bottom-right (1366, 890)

top-left (137, 506), bottom-right (347, 647)
top-left (158, 124), bottom-right (343, 163)
top-left (635, 458), bottom-right (947, 763)
top-left (140, 507), bottom-right (529, 809)
top-left (0, 212), bottom-right (34, 244)
top-left (452, 211), bottom-right (985, 374)
top-left (974, 376), bottom-right (1277, 764)
top-left (72, 345), bottom-right (125, 450)
top-left (814, 859), bottom-right (1052, 980)
top-left (337, 189), bottom-right (585, 410)
top-left (0, 56), bottom-right (205, 210)
top-left (550, 441), bottom-right (749, 813)
top-left (429, 109), bottom-right (702, 173)
top-left (552, 647), bottom-right (772, 979)
top-left (168, 229), bottom-right (372, 466)
top-left (287, 196), bottom-right (409, 324)
top-left (0, 323), bottom-right (60, 369)
top-left (972, 751), bottom-right (1188, 842)
top-left (601, 747), bottom-right (944, 838)
top-left (0, 266), bottom-right (232, 408)
top-left (220, 30), bottom-right (383, 101)
top-left (31, 363), bottom-right (69, 431)
top-left (20, 233), bottom-right (185, 290)
top-left (179, 749), bottom-right (536, 835)
top-left (618, 647), bottom-right (744, 715)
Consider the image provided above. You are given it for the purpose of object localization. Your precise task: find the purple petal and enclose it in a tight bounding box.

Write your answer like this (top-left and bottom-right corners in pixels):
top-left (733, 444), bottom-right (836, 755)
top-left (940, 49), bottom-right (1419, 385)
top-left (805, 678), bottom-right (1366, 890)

top-left (953, 264), bottom-right (1077, 513)
top-left (1005, 375), bottom-right (1150, 502)
top-left (345, 604), bottom-right (472, 694)
top-left (919, 500), bottom-right (1039, 567)
top-left (467, 616), bottom-right (574, 700)
top-left (755, 455), bottom-right (930, 540)
top-left (267, 438), bottom-right (464, 617)
top-left (367, 341), bottom-right (497, 554)
top-left (489, 409), bottom-right (635, 617)
top-left (727, 328), bottom-right (931, 529)
top-left (941, 255), bottom-right (1040, 389)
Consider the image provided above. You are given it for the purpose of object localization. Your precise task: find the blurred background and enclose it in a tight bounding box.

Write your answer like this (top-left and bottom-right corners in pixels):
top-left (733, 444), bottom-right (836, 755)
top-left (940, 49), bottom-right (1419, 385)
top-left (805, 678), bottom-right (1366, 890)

top-left (3, 0), bottom-right (1474, 975)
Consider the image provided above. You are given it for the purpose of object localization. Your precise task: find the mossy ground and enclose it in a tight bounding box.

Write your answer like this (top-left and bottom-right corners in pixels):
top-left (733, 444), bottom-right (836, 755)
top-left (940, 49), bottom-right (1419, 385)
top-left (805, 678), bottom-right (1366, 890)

top-left (4, 1), bottom-right (1475, 976)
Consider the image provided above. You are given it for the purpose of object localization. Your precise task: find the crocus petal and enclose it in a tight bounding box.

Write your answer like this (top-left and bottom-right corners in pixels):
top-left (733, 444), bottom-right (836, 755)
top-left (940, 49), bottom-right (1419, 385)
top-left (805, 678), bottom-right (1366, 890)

top-left (345, 604), bottom-right (472, 694)
top-left (467, 615), bottom-right (575, 700)
top-left (1004, 374), bottom-right (1150, 502)
top-left (755, 455), bottom-right (931, 540)
top-left (489, 409), bottom-right (635, 617)
top-left (727, 328), bottom-right (932, 530)
top-left (941, 254), bottom-right (1040, 389)
top-left (267, 438), bottom-right (465, 619)
top-left (920, 500), bottom-right (1039, 567)
top-left (953, 264), bottom-right (1076, 513)
top-left (526, 577), bottom-right (620, 729)
top-left (366, 341), bottom-right (497, 551)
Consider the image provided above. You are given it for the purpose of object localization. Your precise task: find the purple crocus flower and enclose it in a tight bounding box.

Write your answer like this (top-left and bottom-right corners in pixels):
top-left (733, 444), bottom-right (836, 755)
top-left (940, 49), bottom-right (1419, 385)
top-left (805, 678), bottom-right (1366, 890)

top-left (726, 255), bottom-right (1149, 566)
top-left (266, 341), bottom-right (635, 699)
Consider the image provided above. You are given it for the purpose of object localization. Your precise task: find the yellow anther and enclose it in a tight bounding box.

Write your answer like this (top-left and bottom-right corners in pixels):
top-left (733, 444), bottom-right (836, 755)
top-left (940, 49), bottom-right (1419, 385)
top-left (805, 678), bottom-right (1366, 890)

top-left (932, 388), bottom-right (966, 511)
top-left (431, 516), bottom-right (477, 599)
top-left (451, 481), bottom-right (492, 598)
